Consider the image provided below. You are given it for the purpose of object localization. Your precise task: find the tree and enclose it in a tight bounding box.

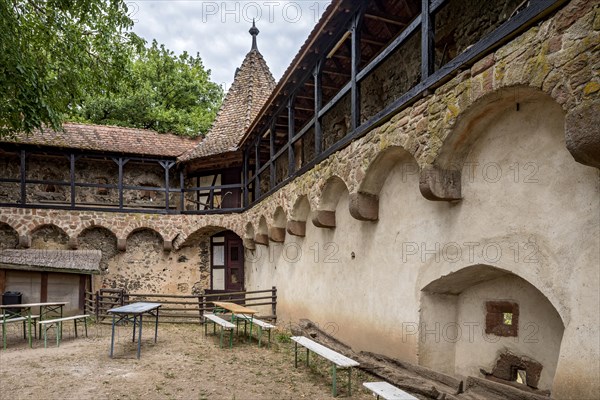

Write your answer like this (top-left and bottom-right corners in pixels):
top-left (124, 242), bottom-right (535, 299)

top-left (71, 40), bottom-right (224, 137)
top-left (0, 0), bottom-right (143, 138)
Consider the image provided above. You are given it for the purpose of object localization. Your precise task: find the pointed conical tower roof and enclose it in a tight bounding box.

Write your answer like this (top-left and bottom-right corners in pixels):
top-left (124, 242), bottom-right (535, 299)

top-left (180, 21), bottom-right (276, 162)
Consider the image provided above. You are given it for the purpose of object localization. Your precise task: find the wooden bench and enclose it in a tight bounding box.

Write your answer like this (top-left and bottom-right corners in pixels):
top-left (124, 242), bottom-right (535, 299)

top-left (236, 314), bottom-right (275, 347)
top-left (1, 314), bottom-right (40, 349)
top-left (38, 314), bottom-right (90, 348)
top-left (363, 382), bottom-right (418, 400)
top-left (291, 336), bottom-right (360, 397)
top-left (203, 313), bottom-right (235, 348)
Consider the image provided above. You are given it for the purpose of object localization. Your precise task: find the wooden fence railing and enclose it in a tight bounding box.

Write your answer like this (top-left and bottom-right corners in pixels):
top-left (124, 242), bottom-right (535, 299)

top-left (84, 287), bottom-right (277, 324)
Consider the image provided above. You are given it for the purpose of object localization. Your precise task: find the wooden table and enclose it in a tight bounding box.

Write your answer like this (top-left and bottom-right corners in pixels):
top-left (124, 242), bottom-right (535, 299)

top-left (212, 301), bottom-right (258, 342)
top-left (0, 301), bottom-right (67, 349)
top-left (108, 302), bottom-right (161, 359)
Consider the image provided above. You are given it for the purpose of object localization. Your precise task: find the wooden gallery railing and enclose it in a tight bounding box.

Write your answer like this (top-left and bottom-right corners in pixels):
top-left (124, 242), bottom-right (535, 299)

top-left (84, 287), bottom-right (277, 324)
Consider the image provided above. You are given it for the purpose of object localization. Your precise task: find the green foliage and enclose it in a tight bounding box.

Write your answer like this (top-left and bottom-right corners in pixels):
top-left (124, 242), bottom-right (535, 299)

top-left (71, 40), bottom-right (223, 137)
top-left (0, 0), bottom-right (143, 138)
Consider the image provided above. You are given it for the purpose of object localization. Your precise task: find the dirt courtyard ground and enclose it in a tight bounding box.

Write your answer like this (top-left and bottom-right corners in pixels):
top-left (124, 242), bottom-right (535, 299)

top-left (0, 321), bottom-right (377, 399)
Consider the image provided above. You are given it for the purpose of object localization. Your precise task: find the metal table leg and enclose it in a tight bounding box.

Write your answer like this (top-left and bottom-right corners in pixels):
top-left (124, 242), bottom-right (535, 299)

top-left (137, 314), bottom-right (143, 359)
top-left (109, 314), bottom-right (116, 358)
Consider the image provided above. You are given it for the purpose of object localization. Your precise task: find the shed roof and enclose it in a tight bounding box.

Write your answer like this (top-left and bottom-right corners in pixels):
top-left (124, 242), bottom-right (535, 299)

top-left (0, 249), bottom-right (102, 275)
top-left (1, 123), bottom-right (201, 158)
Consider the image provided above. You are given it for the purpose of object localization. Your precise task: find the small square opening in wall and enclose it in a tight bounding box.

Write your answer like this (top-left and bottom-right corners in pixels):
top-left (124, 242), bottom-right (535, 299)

top-left (486, 301), bottom-right (519, 337)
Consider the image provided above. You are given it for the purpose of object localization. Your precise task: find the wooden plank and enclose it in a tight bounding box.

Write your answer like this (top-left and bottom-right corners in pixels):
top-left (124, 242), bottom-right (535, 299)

top-left (204, 313), bottom-right (235, 328)
top-left (291, 336), bottom-right (359, 367)
top-left (40, 272), bottom-right (48, 303)
top-left (236, 314), bottom-right (275, 329)
top-left (0, 270), bottom-right (5, 296)
top-left (363, 382), bottom-right (418, 400)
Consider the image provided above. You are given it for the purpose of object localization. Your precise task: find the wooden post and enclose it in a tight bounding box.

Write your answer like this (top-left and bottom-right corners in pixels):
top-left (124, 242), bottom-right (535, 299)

top-left (179, 170), bottom-right (185, 211)
top-left (421, 0), bottom-right (434, 80)
top-left (350, 11), bottom-right (363, 131)
top-left (288, 96), bottom-right (296, 176)
top-left (314, 61), bottom-right (323, 156)
top-left (20, 150), bottom-right (26, 205)
top-left (272, 286), bottom-right (277, 318)
top-left (70, 153), bottom-right (76, 207)
top-left (270, 123), bottom-right (276, 188)
top-left (255, 138), bottom-right (261, 198)
top-left (95, 290), bottom-right (100, 320)
top-left (242, 149), bottom-right (249, 207)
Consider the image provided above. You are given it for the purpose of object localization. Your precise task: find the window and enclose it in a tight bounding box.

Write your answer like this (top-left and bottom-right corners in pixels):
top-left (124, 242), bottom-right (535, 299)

top-left (486, 301), bottom-right (519, 337)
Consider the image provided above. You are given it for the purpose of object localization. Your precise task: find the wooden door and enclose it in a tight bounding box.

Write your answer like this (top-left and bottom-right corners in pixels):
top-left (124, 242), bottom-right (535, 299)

top-left (225, 233), bottom-right (243, 291)
top-left (210, 231), bottom-right (244, 292)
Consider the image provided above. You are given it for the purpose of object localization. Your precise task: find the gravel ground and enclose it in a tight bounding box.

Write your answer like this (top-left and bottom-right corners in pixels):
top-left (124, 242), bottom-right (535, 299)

top-left (0, 321), bottom-right (376, 399)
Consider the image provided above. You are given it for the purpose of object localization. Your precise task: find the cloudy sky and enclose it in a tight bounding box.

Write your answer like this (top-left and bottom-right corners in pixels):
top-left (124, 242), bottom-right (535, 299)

top-left (131, 1), bottom-right (332, 90)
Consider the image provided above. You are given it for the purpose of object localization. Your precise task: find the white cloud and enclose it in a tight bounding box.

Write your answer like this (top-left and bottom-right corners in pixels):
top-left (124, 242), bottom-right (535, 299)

top-left (131, 1), bottom-right (332, 88)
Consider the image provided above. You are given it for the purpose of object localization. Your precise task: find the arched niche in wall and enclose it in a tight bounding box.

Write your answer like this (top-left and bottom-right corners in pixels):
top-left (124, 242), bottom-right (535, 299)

top-left (352, 146), bottom-right (418, 221)
top-left (77, 226), bottom-right (118, 272)
top-left (419, 264), bottom-right (564, 392)
top-left (288, 195), bottom-right (311, 237)
top-left (30, 224), bottom-right (69, 250)
top-left (312, 176), bottom-right (349, 229)
top-left (0, 223), bottom-right (19, 250)
top-left (255, 216), bottom-right (269, 246)
top-left (270, 207), bottom-right (287, 243)
top-left (243, 222), bottom-right (256, 250)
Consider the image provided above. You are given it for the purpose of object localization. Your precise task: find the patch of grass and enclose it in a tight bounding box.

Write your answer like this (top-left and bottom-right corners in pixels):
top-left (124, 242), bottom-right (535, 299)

top-left (276, 331), bottom-right (291, 343)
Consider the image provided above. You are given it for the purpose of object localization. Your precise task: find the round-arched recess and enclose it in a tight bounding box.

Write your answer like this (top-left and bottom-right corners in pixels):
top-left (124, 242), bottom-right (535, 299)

top-left (30, 224), bottom-right (69, 250)
top-left (419, 264), bottom-right (564, 392)
top-left (0, 223), bottom-right (18, 250)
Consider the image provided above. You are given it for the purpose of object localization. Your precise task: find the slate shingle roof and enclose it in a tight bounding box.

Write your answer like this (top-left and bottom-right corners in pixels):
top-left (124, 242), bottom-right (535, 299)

top-left (1, 123), bottom-right (201, 158)
top-left (178, 48), bottom-right (276, 162)
top-left (0, 249), bottom-right (102, 274)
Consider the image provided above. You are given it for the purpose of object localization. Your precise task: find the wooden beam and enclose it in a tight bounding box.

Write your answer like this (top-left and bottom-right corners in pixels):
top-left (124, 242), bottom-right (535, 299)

top-left (364, 13), bottom-right (407, 27)
top-left (288, 95), bottom-right (296, 176)
top-left (323, 70), bottom-right (351, 78)
top-left (351, 10), bottom-right (363, 131)
top-left (20, 150), bottom-right (26, 205)
top-left (327, 30), bottom-right (351, 59)
top-left (421, 0), bottom-right (435, 80)
top-left (270, 123), bottom-right (276, 188)
top-left (314, 61), bottom-right (323, 156)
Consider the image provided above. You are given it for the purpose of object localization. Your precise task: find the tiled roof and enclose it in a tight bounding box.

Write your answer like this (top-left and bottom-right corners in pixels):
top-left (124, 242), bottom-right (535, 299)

top-left (1, 123), bottom-right (201, 158)
top-left (179, 47), bottom-right (276, 162)
top-left (0, 249), bottom-right (102, 274)
top-left (240, 0), bottom-right (342, 145)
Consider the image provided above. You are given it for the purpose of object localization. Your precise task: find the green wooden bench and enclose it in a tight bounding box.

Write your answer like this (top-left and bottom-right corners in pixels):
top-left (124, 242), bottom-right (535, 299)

top-left (1, 314), bottom-right (39, 349)
top-left (204, 313), bottom-right (235, 348)
top-left (37, 314), bottom-right (90, 348)
top-left (235, 314), bottom-right (275, 347)
top-left (291, 336), bottom-right (360, 397)
top-left (363, 382), bottom-right (418, 400)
